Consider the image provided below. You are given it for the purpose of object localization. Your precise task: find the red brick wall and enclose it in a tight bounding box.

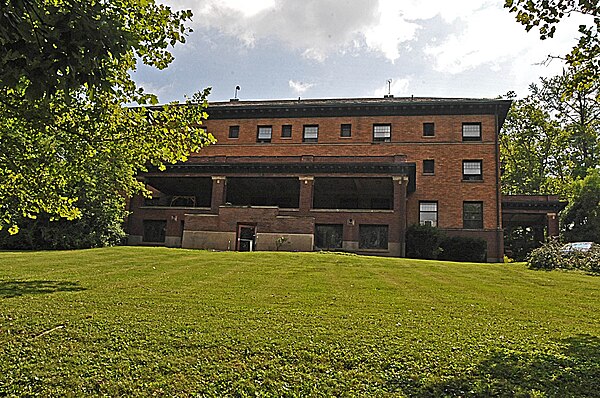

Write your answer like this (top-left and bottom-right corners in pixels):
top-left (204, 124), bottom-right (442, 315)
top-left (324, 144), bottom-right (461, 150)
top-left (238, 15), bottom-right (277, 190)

top-left (197, 114), bottom-right (500, 232)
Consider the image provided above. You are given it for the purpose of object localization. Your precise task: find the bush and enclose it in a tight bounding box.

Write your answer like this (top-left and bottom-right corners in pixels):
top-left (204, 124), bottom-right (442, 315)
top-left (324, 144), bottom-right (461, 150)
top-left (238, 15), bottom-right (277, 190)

top-left (405, 224), bottom-right (444, 259)
top-left (527, 240), bottom-right (600, 273)
top-left (526, 240), bottom-right (566, 270)
top-left (438, 236), bottom-right (487, 262)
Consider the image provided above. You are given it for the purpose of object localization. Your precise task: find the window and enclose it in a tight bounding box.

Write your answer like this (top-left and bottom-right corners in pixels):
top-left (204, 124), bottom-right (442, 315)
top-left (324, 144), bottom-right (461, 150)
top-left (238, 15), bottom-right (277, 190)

top-left (359, 225), bottom-right (388, 250)
top-left (229, 125), bottom-right (239, 139)
top-left (257, 126), bottom-right (272, 143)
top-left (373, 124), bottom-right (391, 142)
top-left (303, 125), bottom-right (319, 143)
top-left (315, 224), bottom-right (343, 250)
top-left (281, 125), bottom-right (292, 138)
top-left (463, 202), bottom-right (483, 229)
top-left (341, 124), bottom-right (352, 137)
top-left (419, 201), bottom-right (438, 227)
top-left (462, 122), bottom-right (481, 141)
top-left (143, 220), bottom-right (166, 243)
top-left (423, 122), bottom-right (435, 137)
top-left (423, 159), bottom-right (435, 174)
top-left (463, 160), bottom-right (483, 180)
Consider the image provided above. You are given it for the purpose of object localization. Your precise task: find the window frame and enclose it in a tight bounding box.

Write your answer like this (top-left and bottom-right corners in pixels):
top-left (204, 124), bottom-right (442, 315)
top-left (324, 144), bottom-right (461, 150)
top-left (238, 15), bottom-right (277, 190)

top-left (463, 201), bottom-right (483, 229)
top-left (281, 124), bottom-right (292, 138)
top-left (423, 122), bottom-right (435, 137)
top-left (256, 125), bottom-right (273, 143)
top-left (142, 220), bottom-right (167, 243)
top-left (315, 224), bottom-right (344, 250)
top-left (423, 159), bottom-right (435, 175)
top-left (340, 123), bottom-right (352, 138)
top-left (462, 122), bottom-right (482, 141)
top-left (228, 125), bottom-right (240, 139)
top-left (462, 160), bottom-right (483, 181)
top-left (373, 124), bottom-right (392, 142)
top-left (359, 224), bottom-right (389, 250)
top-left (419, 201), bottom-right (438, 227)
top-left (303, 125), bottom-right (319, 143)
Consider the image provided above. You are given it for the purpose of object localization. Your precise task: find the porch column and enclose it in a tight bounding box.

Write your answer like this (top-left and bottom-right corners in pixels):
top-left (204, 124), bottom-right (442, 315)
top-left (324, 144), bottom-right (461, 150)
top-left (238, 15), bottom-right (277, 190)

top-left (547, 212), bottom-right (559, 238)
top-left (299, 176), bottom-right (314, 214)
top-left (393, 175), bottom-right (409, 257)
top-left (211, 176), bottom-right (227, 214)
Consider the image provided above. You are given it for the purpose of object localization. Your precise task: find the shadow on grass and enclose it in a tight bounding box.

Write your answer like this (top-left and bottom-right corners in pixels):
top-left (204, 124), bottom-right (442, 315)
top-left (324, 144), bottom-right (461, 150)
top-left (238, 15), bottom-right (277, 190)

top-left (385, 335), bottom-right (600, 397)
top-left (0, 280), bottom-right (86, 298)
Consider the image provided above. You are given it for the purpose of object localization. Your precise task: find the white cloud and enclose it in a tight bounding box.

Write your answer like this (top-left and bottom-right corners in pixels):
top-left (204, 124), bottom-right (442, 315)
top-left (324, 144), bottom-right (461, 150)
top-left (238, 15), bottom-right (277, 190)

top-left (289, 80), bottom-right (314, 95)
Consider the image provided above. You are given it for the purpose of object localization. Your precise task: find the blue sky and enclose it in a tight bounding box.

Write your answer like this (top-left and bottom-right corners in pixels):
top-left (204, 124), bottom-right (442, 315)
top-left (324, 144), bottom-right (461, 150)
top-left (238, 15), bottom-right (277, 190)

top-left (133, 0), bottom-right (590, 103)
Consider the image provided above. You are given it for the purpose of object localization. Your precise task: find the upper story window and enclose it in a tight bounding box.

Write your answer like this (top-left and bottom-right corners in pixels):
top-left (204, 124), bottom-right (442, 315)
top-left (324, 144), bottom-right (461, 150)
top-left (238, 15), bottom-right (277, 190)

top-left (257, 126), bottom-right (272, 143)
top-left (423, 122), bottom-right (435, 137)
top-left (373, 124), bottom-right (391, 142)
top-left (341, 124), bottom-right (352, 138)
top-left (463, 201), bottom-right (483, 229)
top-left (229, 125), bottom-right (239, 139)
top-left (281, 125), bottom-right (292, 138)
top-left (462, 122), bottom-right (482, 141)
top-left (303, 125), bottom-right (319, 143)
top-left (423, 159), bottom-right (435, 174)
top-left (419, 201), bottom-right (438, 227)
top-left (463, 160), bottom-right (482, 180)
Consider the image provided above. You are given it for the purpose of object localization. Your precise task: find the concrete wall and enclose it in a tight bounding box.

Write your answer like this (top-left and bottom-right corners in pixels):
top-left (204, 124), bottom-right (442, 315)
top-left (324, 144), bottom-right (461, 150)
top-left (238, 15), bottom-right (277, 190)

top-left (183, 231), bottom-right (237, 251)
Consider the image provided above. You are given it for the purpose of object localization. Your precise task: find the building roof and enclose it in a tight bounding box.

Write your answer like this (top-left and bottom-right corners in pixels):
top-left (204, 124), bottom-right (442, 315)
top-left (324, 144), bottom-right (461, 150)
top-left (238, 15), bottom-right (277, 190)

top-left (206, 96), bottom-right (512, 126)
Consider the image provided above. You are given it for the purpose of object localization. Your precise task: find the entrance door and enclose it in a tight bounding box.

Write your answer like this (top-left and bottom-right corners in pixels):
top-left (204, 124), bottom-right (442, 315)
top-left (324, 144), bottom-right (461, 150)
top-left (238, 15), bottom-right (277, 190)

top-left (237, 224), bottom-right (256, 251)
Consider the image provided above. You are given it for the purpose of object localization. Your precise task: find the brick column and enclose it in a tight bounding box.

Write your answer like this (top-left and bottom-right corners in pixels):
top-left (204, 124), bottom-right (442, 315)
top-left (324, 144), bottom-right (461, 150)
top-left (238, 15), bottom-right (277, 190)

top-left (299, 176), bottom-right (314, 214)
top-left (211, 176), bottom-right (226, 214)
top-left (547, 212), bottom-right (559, 238)
top-left (393, 175), bottom-right (409, 257)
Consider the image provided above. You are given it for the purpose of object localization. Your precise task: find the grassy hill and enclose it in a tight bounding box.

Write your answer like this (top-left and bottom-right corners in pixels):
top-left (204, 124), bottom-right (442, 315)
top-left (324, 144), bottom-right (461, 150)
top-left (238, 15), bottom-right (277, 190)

top-left (1, 247), bottom-right (599, 396)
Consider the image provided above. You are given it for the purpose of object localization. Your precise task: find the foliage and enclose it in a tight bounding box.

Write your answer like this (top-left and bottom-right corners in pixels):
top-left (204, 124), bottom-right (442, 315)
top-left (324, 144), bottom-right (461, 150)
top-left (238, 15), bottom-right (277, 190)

top-left (563, 169), bottom-right (600, 242)
top-left (405, 224), bottom-right (444, 259)
top-left (0, 247), bottom-right (599, 396)
top-left (527, 238), bottom-right (600, 272)
top-left (527, 239), bottom-right (569, 270)
top-left (0, 0), bottom-right (213, 238)
top-left (505, 0), bottom-right (599, 97)
top-left (500, 91), bottom-right (571, 196)
top-left (438, 235), bottom-right (488, 263)
top-left (504, 226), bottom-right (545, 261)
top-left (500, 71), bottom-right (600, 196)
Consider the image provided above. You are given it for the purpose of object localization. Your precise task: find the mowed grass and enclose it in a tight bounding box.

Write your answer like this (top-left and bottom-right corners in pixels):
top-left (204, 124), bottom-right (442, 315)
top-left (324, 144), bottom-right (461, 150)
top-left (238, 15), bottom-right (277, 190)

top-left (0, 248), bottom-right (599, 397)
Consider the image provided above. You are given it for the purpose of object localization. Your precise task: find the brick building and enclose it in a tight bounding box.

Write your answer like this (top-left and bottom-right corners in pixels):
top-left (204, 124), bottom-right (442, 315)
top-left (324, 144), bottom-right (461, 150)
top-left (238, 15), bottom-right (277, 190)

top-left (127, 96), bottom-right (513, 262)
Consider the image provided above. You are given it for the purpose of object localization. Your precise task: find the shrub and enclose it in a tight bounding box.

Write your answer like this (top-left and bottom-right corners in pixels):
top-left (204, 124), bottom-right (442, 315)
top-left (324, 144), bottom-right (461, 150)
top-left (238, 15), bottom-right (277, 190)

top-left (527, 240), bottom-right (567, 270)
top-left (405, 224), bottom-right (445, 259)
top-left (438, 236), bottom-right (487, 262)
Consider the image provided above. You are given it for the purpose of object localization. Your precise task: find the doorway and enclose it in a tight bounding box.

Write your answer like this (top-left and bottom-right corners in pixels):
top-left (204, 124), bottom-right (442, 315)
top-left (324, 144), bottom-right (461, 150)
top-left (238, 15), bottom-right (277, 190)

top-left (237, 224), bottom-right (256, 251)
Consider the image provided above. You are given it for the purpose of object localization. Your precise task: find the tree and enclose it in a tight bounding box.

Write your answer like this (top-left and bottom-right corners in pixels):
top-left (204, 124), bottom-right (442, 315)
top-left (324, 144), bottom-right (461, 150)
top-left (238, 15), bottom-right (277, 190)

top-left (562, 169), bottom-right (600, 242)
top-left (500, 91), bottom-right (571, 196)
top-left (505, 0), bottom-right (599, 95)
top-left (0, 0), bottom-right (213, 241)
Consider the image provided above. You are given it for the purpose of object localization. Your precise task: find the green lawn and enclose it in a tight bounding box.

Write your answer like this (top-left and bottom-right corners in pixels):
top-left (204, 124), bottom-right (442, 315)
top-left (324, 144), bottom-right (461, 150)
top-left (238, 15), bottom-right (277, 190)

top-left (0, 247), bottom-right (599, 397)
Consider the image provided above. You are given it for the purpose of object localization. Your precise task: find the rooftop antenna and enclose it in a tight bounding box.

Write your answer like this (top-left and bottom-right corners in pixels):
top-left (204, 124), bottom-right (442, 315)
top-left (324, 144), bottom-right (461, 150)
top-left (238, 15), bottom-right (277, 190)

top-left (230, 85), bottom-right (241, 102)
top-left (384, 79), bottom-right (394, 98)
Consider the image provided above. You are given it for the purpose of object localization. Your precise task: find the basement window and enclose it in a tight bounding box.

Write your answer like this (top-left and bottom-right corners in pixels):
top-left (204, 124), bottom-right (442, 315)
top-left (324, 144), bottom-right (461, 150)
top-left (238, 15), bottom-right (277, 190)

top-left (315, 224), bottom-right (343, 250)
top-left (359, 225), bottom-right (388, 250)
top-left (143, 220), bottom-right (166, 243)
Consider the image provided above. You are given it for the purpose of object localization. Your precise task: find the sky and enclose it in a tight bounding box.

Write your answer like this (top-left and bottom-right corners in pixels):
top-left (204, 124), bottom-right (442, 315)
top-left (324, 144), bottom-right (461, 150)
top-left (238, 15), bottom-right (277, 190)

top-left (132, 0), bottom-right (591, 103)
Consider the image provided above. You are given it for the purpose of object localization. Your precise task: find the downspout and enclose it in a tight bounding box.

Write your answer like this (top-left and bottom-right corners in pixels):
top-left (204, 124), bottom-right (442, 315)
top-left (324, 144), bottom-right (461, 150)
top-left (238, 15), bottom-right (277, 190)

top-left (494, 105), bottom-right (503, 261)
